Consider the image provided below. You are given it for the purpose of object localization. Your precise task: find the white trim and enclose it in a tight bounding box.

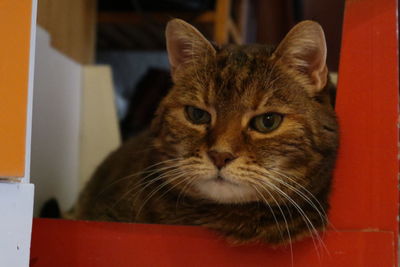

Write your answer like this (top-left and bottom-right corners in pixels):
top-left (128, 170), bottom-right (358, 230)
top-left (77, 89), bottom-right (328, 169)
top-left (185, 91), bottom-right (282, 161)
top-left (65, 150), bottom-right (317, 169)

top-left (0, 183), bottom-right (34, 266)
top-left (23, 0), bottom-right (38, 183)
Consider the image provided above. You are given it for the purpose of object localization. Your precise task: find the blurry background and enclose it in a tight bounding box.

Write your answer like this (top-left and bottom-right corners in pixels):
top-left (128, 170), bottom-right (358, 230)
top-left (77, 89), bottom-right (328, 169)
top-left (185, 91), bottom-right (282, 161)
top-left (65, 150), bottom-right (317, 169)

top-left (32, 0), bottom-right (344, 216)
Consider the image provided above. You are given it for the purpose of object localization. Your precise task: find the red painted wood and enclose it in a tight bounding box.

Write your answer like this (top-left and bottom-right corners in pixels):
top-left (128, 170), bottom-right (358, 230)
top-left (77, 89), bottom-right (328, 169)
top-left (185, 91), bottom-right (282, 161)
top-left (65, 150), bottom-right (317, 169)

top-left (329, 0), bottom-right (398, 232)
top-left (30, 219), bottom-right (395, 267)
top-left (30, 0), bottom-right (399, 265)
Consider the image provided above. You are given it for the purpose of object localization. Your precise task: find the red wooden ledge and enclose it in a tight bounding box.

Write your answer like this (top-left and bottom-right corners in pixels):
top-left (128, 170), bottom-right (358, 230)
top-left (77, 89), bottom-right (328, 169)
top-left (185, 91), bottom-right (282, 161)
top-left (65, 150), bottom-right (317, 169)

top-left (30, 0), bottom-right (399, 266)
top-left (31, 218), bottom-right (395, 267)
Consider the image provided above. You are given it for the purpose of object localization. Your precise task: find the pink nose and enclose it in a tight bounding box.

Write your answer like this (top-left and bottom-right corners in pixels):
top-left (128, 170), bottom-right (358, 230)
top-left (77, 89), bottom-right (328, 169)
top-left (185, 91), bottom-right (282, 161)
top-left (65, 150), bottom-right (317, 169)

top-left (208, 150), bottom-right (237, 169)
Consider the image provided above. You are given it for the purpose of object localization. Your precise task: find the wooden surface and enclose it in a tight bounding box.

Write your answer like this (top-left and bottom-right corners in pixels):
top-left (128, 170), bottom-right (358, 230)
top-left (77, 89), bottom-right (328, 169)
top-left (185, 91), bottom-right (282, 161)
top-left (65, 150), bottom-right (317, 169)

top-left (31, 219), bottom-right (395, 267)
top-left (98, 11), bottom-right (216, 24)
top-left (98, 0), bottom-right (248, 48)
top-left (37, 0), bottom-right (96, 64)
top-left (30, 0), bottom-right (398, 265)
top-left (214, 0), bottom-right (231, 44)
top-left (0, 1), bottom-right (34, 178)
top-left (329, 0), bottom-right (398, 233)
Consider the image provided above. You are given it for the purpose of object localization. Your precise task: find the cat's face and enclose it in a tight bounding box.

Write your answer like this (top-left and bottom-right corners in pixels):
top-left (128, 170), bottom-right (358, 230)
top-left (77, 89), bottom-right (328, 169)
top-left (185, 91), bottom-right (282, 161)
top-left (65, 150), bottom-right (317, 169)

top-left (151, 20), bottom-right (338, 205)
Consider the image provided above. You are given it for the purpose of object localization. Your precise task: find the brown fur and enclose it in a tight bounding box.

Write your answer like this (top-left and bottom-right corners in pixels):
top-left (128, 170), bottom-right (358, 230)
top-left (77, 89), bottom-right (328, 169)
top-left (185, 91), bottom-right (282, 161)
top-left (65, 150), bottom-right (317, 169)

top-left (73, 20), bottom-right (339, 246)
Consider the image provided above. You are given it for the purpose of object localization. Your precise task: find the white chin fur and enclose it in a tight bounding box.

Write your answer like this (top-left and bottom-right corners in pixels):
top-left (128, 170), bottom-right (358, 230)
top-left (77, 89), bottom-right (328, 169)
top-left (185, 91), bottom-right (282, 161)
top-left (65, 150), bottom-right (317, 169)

top-left (194, 179), bottom-right (257, 204)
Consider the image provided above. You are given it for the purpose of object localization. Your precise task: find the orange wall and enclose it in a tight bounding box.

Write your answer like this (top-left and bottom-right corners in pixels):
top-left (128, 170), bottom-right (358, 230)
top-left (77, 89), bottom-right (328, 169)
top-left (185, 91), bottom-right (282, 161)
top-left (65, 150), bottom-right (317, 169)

top-left (0, 1), bottom-right (34, 177)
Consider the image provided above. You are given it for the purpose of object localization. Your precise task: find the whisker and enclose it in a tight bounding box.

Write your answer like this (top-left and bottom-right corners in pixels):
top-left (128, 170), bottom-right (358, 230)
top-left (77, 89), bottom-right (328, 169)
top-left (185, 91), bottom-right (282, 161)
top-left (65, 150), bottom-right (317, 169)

top-left (113, 159), bottom-right (201, 217)
top-left (250, 184), bottom-right (285, 243)
top-left (261, 180), bottom-right (328, 259)
top-left (111, 167), bottom-right (184, 210)
top-left (243, 167), bottom-right (325, 257)
top-left (175, 176), bottom-right (198, 211)
top-left (95, 158), bottom-right (184, 198)
top-left (268, 168), bottom-right (336, 232)
top-left (241, 166), bottom-right (330, 233)
top-left (250, 182), bottom-right (294, 267)
top-left (132, 168), bottom-right (187, 203)
top-left (109, 158), bottom-right (202, 206)
top-left (267, 170), bottom-right (327, 226)
top-left (154, 174), bottom-right (196, 206)
top-left (135, 172), bottom-right (191, 219)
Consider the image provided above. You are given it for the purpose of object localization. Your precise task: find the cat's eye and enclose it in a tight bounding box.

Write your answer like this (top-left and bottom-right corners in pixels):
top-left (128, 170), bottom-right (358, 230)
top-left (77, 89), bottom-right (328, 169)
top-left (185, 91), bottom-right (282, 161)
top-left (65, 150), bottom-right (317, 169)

top-left (185, 106), bottom-right (211, 124)
top-left (250, 113), bottom-right (283, 133)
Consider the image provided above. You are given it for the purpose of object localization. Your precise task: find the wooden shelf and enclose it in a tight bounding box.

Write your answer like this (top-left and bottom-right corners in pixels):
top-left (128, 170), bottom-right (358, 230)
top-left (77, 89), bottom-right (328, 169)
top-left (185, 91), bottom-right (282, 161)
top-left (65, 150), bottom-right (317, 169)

top-left (30, 0), bottom-right (399, 265)
top-left (98, 11), bottom-right (215, 24)
top-left (30, 218), bottom-right (395, 267)
top-left (97, 0), bottom-right (249, 49)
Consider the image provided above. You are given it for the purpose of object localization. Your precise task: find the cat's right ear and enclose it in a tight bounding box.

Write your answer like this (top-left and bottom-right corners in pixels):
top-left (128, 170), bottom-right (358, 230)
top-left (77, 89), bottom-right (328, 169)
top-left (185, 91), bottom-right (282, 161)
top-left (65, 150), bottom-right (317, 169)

top-left (166, 19), bottom-right (216, 80)
top-left (272, 21), bottom-right (328, 95)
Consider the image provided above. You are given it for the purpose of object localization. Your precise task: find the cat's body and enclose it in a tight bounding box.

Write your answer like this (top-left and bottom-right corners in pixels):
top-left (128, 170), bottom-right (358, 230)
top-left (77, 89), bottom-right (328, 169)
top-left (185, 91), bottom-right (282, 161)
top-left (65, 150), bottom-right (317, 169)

top-left (73, 20), bottom-right (339, 245)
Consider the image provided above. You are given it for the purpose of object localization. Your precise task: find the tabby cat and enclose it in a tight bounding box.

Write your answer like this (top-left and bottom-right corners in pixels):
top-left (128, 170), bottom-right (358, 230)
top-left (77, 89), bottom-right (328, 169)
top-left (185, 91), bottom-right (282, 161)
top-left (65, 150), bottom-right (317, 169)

top-left (73, 19), bottom-right (339, 245)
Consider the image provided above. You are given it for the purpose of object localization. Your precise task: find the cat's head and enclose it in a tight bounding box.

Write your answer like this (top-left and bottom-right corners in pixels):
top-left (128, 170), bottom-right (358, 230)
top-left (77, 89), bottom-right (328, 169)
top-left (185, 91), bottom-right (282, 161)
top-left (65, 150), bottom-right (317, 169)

top-left (151, 19), bottom-right (338, 205)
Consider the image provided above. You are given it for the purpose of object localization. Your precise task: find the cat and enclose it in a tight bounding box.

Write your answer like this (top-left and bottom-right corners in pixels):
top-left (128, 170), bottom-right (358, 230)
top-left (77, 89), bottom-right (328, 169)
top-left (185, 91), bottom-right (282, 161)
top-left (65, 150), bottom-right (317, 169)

top-left (72, 19), bottom-right (339, 246)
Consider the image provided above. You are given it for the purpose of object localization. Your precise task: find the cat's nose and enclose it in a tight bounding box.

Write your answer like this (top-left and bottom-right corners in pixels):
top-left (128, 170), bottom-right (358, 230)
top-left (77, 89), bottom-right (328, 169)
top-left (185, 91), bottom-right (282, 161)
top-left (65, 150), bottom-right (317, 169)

top-left (208, 150), bottom-right (237, 169)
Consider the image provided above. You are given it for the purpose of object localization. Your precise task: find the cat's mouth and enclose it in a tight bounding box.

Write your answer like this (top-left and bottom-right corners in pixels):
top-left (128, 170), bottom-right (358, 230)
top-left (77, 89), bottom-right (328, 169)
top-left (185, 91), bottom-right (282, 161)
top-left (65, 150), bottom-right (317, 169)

top-left (212, 176), bottom-right (239, 186)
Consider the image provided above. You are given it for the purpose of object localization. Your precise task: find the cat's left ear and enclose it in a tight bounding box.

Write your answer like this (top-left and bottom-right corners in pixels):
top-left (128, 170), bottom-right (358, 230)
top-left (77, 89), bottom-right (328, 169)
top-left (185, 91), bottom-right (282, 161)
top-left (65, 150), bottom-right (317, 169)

top-left (273, 21), bottom-right (328, 94)
top-left (166, 19), bottom-right (216, 80)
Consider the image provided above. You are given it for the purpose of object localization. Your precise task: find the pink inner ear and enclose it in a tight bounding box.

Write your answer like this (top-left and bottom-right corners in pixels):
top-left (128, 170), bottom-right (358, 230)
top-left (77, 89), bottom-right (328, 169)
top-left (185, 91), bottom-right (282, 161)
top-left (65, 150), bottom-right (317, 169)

top-left (281, 46), bottom-right (327, 90)
top-left (273, 21), bottom-right (328, 92)
top-left (166, 19), bottom-right (216, 76)
top-left (299, 47), bottom-right (328, 89)
top-left (168, 37), bottom-right (190, 71)
top-left (311, 65), bottom-right (328, 89)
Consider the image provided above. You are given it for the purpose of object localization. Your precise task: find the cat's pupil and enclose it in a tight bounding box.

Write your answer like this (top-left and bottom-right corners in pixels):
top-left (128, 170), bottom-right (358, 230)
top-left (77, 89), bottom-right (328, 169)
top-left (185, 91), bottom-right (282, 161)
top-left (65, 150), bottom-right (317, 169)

top-left (263, 114), bottom-right (275, 128)
top-left (193, 109), bottom-right (204, 120)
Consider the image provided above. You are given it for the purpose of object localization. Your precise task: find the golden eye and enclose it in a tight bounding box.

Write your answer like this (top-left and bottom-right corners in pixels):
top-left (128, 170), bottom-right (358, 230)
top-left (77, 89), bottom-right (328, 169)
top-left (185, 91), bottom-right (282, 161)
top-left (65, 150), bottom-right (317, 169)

top-left (185, 106), bottom-right (211, 124)
top-left (250, 113), bottom-right (283, 133)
